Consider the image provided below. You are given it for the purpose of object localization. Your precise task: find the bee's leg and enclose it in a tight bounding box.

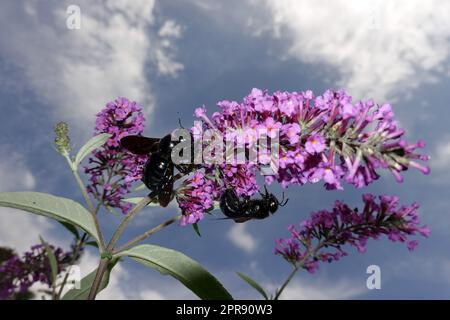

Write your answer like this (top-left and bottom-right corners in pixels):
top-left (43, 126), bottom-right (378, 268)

top-left (263, 185), bottom-right (270, 198)
top-left (280, 192), bottom-right (289, 206)
top-left (258, 185), bottom-right (268, 197)
top-left (174, 163), bottom-right (191, 174)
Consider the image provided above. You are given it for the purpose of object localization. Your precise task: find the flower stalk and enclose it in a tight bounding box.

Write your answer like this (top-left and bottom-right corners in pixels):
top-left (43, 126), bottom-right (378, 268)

top-left (114, 215), bottom-right (180, 254)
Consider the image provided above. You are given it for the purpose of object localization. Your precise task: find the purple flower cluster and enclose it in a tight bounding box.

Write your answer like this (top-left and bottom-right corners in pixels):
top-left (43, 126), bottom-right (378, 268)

top-left (275, 194), bottom-right (430, 273)
top-left (198, 88), bottom-right (429, 188)
top-left (176, 88), bottom-right (429, 224)
top-left (85, 97), bottom-right (148, 214)
top-left (0, 244), bottom-right (73, 300)
top-left (176, 170), bottom-right (222, 226)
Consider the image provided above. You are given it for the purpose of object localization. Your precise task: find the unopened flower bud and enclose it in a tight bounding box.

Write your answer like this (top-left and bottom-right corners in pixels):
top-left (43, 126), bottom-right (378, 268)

top-left (54, 122), bottom-right (71, 156)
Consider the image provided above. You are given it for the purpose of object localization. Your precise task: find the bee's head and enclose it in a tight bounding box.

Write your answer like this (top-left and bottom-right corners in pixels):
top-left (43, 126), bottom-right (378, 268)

top-left (268, 194), bottom-right (279, 213)
top-left (260, 187), bottom-right (288, 214)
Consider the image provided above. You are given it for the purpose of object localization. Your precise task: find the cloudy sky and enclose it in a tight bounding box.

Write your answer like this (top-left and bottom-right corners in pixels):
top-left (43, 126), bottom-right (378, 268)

top-left (1, 0), bottom-right (450, 299)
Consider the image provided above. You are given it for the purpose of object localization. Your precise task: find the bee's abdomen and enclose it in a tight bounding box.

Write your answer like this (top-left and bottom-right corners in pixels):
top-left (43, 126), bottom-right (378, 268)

top-left (220, 189), bottom-right (246, 219)
top-left (143, 154), bottom-right (170, 190)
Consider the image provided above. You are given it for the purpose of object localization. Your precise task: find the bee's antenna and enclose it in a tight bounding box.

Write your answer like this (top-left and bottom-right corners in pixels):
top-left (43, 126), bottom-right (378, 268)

top-left (279, 192), bottom-right (289, 206)
top-left (177, 112), bottom-right (185, 129)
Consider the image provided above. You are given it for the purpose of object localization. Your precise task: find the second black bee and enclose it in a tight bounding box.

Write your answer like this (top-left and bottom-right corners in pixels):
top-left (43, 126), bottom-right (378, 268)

top-left (219, 187), bottom-right (288, 223)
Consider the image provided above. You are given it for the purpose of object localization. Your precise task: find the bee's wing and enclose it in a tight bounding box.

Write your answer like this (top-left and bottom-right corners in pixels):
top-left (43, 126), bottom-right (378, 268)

top-left (120, 135), bottom-right (160, 155)
top-left (157, 163), bottom-right (174, 208)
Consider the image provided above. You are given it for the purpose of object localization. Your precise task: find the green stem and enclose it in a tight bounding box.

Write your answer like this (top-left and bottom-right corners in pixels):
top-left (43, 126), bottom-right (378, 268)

top-left (273, 219), bottom-right (383, 300)
top-left (114, 215), bottom-right (180, 254)
top-left (50, 280), bottom-right (57, 300)
top-left (87, 173), bottom-right (188, 300)
top-left (273, 266), bottom-right (299, 300)
top-left (87, 258), bottom-right (109, 300)
top-left (65, 156), bottom-right (106, 251)
top-left (107, 192), bottom-right (157, 250)
top-left (66, 157), bottom-right (95, 213)
top-left (87, 192), bottom-right (157, 300)
top-left (273, 243), bottom-right (324, 300)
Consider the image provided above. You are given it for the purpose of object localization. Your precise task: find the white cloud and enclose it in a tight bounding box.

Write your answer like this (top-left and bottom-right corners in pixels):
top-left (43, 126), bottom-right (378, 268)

top-left (382, 253), bottom-right (450, 294)
top-left (0, 1), bottom-right (183, 134)
top-left (250, 0), bottom-right (450, 100)
top-left (0, 154), bottom-right (61, 253)
top-left (96, 260), bottom-right (194, 300)
top-left (0, 153), bottom-right (36, 191)
top-left (227, 224), bottom-right (258, 253)
top-left (97, 264), bottom-right (130, 300)
top-left (275, 278), bottom-right (364, 300)
top-left (431, 140), bottom-right (450, 170)
top-left (138, 289), bottom-right (165, 300)
top-left (0, 209), bottom-right (60, 253)
top-left (155, 20), bottom-right (184, 76)
top-left (428, 139), bottom-right (450, 184)
top-left (159, 20), bottom-right (182, 38)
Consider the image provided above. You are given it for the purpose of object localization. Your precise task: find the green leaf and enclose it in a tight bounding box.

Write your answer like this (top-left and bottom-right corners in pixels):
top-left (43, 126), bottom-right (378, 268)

top-left (133, 183), bottom-right (147, 192)
top-left (236, 272), bottom-right (269, 300)
top-left (192, 223), bottom-right (201, 237)
top-left (123, 197), bottom-right (159, 206)
top-left (58, 221), bottom-right (80, 239)
top-left (62, 263), bottom-right (115, 300)
top-left (117, 244), bottom-right (233, 300)
top-left (73, 133), bottom-right (111, 168)
top-left (40, 236), bottom-right (58, 285)
top-left (212, 201), bottom-right (220, 211)
top-left (85, 241), bottom-right (99, 249)
top-left (0, 192), bottom-right (100, 244)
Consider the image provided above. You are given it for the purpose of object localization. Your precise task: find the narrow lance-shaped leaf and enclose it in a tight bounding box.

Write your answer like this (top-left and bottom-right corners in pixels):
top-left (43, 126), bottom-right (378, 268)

top-left (85, 241), bottom-right (99, 249)
top-left (58, 221), bottom-right (80, 240)
top-left (117, 244), bottom-right (233, 300)
top-left (73, 133), bottom-right (111, 168)
top-left (0, 192), bottom-right (101, 245)
top-left (236, 272), bottom-right (269, 300)
top-left (40, 236), bottom-right (58, 285)
top-left (133, 183), bottom-right (147, 192)
top-left (123, 197), bottom-right (159, 206)
top-left (192, 223), bottom-right (201, 237)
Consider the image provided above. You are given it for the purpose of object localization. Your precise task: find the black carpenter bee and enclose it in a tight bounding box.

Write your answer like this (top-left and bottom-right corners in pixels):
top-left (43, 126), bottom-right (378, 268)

top-left (219, 187), bottom-right (288, 223)
top-left (120, 133), bottom-right (194, 207)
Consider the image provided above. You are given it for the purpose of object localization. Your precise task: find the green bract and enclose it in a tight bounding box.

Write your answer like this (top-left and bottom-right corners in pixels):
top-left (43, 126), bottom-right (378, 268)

top-left (73, 133), bottom-right (111, 169)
